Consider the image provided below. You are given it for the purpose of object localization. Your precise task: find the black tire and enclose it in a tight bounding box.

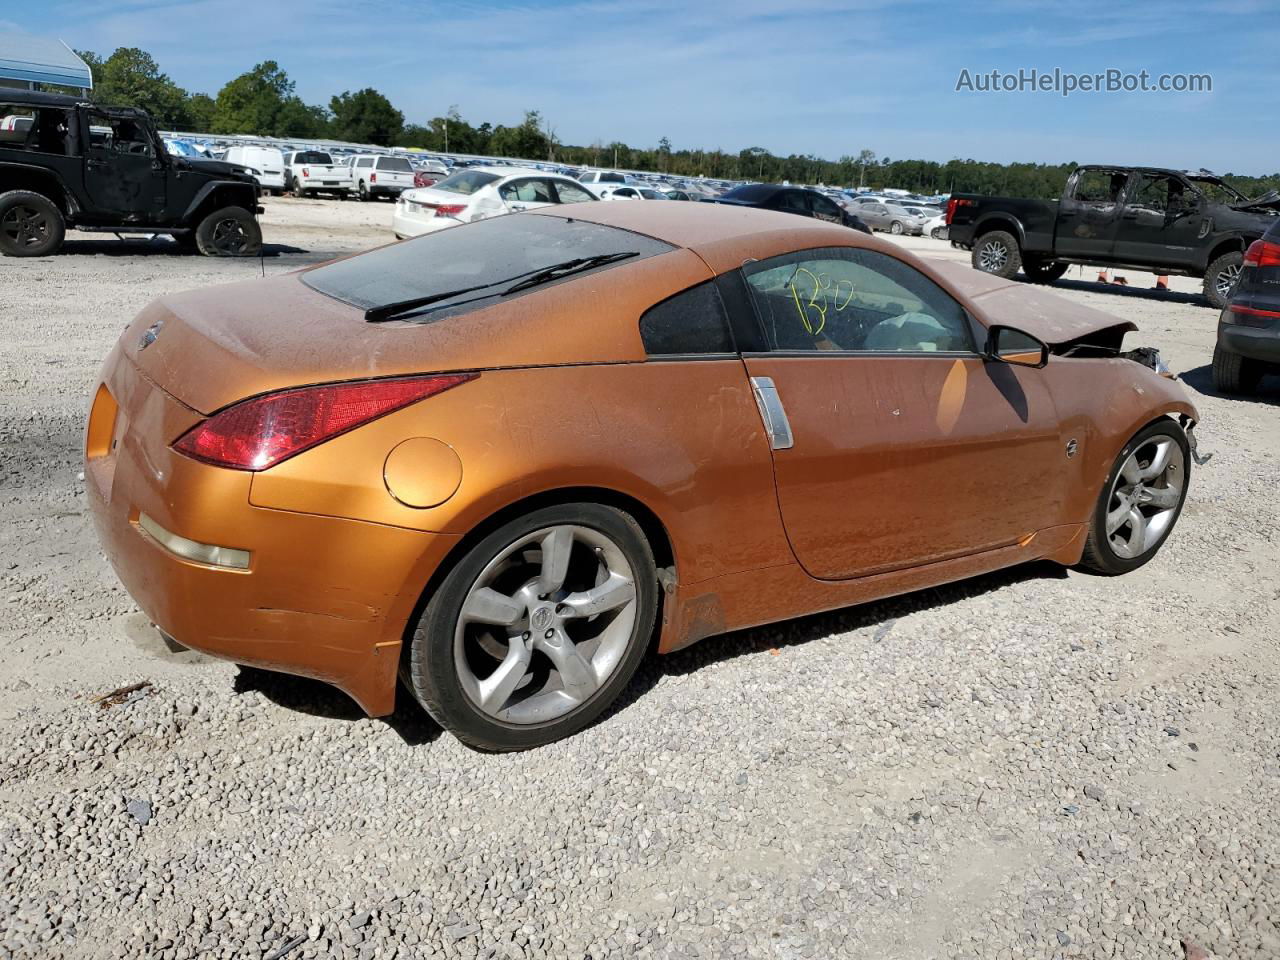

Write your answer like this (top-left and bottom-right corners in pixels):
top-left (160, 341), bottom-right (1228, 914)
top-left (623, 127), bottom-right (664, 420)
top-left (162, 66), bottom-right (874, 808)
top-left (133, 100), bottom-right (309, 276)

top-left (0, 190), bottom-right (66, 257)
top-left (1203, 251), bottom-right (1243, 308)
top-left (405, 503), bottom-right (659, 751)
top-left (357, 180), bottom-right (369, 201)
top-left (972, 229), bottom-right (1022, 278)
top-left (889, 220), bottom-right (904, 235)
top-left (1022, 259), bottom-right (1068, 284)
top-left (194, 206), bottom-right (262, 257)
top-left (930, 227), bottom-right (948, 240)
top-left (1211, 344), bottom-right (1263, 394)
top-left (292, 177), bottom-right (305, 197)
top-left (1078, 420), bottom-right (1190, 575)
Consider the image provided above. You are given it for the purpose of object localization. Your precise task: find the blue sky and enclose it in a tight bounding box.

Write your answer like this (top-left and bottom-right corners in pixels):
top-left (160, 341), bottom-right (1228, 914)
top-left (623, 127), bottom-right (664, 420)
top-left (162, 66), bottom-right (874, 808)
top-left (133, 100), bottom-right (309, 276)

top-left (10, 0), bottom-right (1279, 174)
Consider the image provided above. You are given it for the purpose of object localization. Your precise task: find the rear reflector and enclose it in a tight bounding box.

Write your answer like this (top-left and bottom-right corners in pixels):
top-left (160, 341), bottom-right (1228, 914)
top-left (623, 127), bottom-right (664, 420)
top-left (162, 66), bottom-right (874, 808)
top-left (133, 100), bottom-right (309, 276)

top-left (435, 204), bottom-right (467, 217)
top-left (1243, 239), bottom-right (1280, 268)
top-left (137, 513), bottom-right (251, 570)
top-left (173, 373), bottom-right (477, 471)
top-left (945, 196), bottom-right (974, 225)
top-left (1228, 303), bottom-right (1280, 324)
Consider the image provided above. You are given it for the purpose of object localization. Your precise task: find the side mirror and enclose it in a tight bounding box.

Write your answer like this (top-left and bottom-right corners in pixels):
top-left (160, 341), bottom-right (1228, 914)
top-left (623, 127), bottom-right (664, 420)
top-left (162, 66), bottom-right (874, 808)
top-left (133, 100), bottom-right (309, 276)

top-left (986, 324), bottom-right (1049, 368)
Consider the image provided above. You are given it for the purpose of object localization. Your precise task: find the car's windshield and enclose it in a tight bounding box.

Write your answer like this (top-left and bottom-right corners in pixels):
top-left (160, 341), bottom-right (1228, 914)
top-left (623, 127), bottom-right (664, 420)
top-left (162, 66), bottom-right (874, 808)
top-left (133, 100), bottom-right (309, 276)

top-left (302, 214), bottom-right (673, 319)
top-left (295, 151), bottom-right (332, 164)
top-left (378, 157), bottom-right (413, 172)
top-left (432, 171), bottom-right (502, 195)
top-left (1190, 176), bottom-right (1248, 204)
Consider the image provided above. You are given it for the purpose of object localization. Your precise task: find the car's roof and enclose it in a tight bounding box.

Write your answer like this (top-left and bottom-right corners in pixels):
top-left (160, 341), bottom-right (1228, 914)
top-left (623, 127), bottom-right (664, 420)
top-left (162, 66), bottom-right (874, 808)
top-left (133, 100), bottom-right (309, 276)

top-left (528, 199), bottom-right (874, 273)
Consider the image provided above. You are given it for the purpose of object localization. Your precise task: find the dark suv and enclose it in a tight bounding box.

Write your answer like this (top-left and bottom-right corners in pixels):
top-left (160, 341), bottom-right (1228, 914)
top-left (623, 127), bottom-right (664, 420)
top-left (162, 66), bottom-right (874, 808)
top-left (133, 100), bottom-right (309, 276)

top-left (1214, 218), bottom-right (1280, 394)
top-left (707, 184), bottom-right (871, 233)
top-left (0, 89), bottom-right (262, 257)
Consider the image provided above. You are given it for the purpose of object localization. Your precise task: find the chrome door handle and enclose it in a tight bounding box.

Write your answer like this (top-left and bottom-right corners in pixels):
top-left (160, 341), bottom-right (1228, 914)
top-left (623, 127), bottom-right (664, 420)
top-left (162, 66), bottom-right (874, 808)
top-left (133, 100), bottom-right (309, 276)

top-left (749, 376), bottom-right (793, 450)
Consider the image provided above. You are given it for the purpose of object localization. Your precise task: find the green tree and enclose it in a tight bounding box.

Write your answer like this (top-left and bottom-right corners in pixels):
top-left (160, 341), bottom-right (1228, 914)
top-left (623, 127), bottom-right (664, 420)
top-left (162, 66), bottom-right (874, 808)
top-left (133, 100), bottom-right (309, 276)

top-left (487, 111), bottom-right (549, 160)
top-left (212, 61), bottom-right (301, 136)
top-left (184, 93), bottom-right (215, 132)
top-left (329, 88), bottom-right (403, 145)
top-left (75, 47), bottom-right (191, 127)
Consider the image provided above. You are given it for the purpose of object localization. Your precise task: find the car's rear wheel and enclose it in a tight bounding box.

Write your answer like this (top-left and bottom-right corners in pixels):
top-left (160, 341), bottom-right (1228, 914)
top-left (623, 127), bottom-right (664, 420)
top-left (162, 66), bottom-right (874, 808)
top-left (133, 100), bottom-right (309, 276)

top-left (292, 177), bottom-right (305, 197)
top-left (1211, 344), bottom-right (1263, 394)
top-left (405, 503), bottom-right (658, 751)
top-left (357, 180), bottom-right (369, 201)
top-left (1204, 251), bottom-right (1243, 308)
top-left (0, 190), bottom-right (65, 257)
top-left (1022, 259), bottom-right (1068, 284)
top-left (195, 206), bottom-right (262, 257)
top-left (972, 230), bottom-right (1021, 278)
top-left (1079, 420), bottom-right (1190, 575)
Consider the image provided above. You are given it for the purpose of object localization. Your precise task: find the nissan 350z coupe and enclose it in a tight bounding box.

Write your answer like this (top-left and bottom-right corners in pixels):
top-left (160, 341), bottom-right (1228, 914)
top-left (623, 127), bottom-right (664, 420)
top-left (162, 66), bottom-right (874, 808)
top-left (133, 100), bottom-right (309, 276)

top-left (87, 203), bottom-right (1201, 751)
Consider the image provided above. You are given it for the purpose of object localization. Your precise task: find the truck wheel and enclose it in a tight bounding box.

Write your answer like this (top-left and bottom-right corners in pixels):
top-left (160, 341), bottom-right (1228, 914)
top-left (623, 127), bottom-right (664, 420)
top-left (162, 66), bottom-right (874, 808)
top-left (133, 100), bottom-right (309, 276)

top-left (1203, 251), bottom-right (1243, 309)
top-left (1211, 344), bottom-right (1262, 395)
top-left (0, 190), bottom-right (65, 257)
top-left (194, 206), bottom-right (262, 257)
top-left (972, 230), bottom-right (1021, 279)
top-left (357, 180), bottom-right (369, 202)
top-left (1022, 259), bottom-right (1068, 284)
top-left (292, 177), bottom-right (305, 197)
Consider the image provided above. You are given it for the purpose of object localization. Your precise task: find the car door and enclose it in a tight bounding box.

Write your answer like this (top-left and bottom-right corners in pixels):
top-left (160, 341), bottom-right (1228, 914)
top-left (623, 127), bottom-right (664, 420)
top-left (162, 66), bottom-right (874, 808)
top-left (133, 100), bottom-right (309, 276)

top-left (732, 246), bottom-right (1065, 580)
top-left (498, 177), bottom-right (558, 212)
top-left (1112, 172), bottom-right (1205, 270)
top-left (81, 109), bottom-right (166, 219)
top-left (550, 179), bottom-right (597, 205)
top-left (1054, 167), bottom-right (1129, 260)
top-left (860, 203), bottom-right (891, 230)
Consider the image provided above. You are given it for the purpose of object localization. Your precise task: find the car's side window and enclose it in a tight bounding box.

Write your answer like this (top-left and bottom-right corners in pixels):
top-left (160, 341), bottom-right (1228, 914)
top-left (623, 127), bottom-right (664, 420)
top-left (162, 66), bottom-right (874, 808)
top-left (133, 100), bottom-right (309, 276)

top-left (639, 280), bottom-right (735, 356)
top-left (500, 179), bottom-right (554, 203)
top-left (742, 247), bottom-right (974, 354)
top-left (776, 192), bottom-right (808, 213)
top-left (552, 181), bottom-right (595, 204)
top-left (86, 112), bottom-right (153, 157)
top-left (1073, 169), bottom-right (1128, 205)
top-left (808, 194), bottom-right (842, 223)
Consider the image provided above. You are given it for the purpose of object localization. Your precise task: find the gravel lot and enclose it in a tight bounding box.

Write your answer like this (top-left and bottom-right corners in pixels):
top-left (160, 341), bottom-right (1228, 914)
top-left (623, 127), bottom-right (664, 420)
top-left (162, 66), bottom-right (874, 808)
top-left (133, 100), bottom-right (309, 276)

top-left (2, 198), bottom-right (1278, 960)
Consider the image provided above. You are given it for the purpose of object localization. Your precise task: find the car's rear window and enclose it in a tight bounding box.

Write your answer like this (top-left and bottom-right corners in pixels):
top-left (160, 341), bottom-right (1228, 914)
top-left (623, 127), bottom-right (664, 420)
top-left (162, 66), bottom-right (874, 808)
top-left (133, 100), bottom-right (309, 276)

top-left (720, 184), bottom-right (776, 203)
top-left (377, 156), bottom-right (412, 172)
top-left (302, 214), bottom-right (674, 317)
top-left (433, 171), bottom-right (501, 195)
top-left (296, 151), bottom-right (332, 164)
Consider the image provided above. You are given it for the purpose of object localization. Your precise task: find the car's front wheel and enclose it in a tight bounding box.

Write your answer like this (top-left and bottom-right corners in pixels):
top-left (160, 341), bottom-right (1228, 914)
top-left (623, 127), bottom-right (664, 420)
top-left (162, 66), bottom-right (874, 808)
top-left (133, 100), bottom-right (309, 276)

top-left (1204, 251), bottom-right (1243, 308)
top-left (0, 190), bottom-right (65, 257)
top-left (405, 504), bottom-right (658, 751)
top-left (194, 206), bottom-right (262, 257)
top-left (889, 220), bottom-right (904, 235)
top-left (1079, 420), bottom-right (1190, 575)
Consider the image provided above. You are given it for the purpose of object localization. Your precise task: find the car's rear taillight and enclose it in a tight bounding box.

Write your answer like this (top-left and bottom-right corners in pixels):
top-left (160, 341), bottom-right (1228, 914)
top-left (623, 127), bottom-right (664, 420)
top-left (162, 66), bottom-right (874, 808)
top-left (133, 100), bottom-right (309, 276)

top-left (370, 172), bottom-right (377, 183)
top-left (944, 196), bottom-right (974, 225)
top-left (1243, 239), bottom-right (1280, 268)
top-left (435, 204), bottom-right (467, 217)
top-left (301, 167), bottom-right (310, 178)
top-left (173, 374), bottom-right (477, 471)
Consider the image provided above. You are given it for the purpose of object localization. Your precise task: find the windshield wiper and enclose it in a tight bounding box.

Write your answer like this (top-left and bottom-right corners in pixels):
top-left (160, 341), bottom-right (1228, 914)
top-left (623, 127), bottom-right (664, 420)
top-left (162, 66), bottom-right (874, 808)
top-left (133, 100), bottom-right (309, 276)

top-left (365, 251), bottom-right (640, 323)
top-left (502, 252), bottom-right (639, 296)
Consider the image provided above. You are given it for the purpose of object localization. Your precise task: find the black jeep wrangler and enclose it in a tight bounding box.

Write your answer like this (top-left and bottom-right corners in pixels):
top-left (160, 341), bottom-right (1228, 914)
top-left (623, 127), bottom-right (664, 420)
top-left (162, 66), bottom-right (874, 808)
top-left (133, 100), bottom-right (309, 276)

top-left (0, 89), bottom-right (262, 258)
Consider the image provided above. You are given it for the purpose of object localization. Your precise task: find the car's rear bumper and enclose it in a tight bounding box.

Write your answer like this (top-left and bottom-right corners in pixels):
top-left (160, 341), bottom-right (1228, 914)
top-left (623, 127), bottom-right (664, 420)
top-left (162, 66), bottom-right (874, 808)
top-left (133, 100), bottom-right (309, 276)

top-left (85, 347), bottom-right (456, 716)
top-left (391, 205), bottom-right (462, 238)
top-left (1218, 316), bottom-right (1280, 364)
top-left (369, 184), bottom-right (408, 196)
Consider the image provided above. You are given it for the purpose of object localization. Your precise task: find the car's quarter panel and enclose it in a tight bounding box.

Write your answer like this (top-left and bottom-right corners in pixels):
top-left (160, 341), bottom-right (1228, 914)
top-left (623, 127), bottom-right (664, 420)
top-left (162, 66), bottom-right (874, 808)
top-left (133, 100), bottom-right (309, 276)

top-left (85, 344), bottom-right (453, 716)
top-left (247, 361), bottom-right (790, 588)
top-left (743, 355), bottom-right (1066, 579)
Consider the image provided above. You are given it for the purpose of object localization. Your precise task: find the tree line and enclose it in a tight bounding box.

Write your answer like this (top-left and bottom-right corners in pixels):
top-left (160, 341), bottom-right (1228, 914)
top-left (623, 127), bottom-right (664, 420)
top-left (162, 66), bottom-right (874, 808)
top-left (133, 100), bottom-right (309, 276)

top-left (71, 47), bottom-right (1280, 199)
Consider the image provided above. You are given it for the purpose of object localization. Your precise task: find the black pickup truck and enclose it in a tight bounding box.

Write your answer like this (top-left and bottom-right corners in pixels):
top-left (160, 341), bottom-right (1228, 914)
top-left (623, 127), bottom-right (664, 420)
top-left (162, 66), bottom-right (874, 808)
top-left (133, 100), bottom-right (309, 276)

top-left (946, 165), bottom-right (1280, 308)
top-left (0, 88), bottom-right (262, 258)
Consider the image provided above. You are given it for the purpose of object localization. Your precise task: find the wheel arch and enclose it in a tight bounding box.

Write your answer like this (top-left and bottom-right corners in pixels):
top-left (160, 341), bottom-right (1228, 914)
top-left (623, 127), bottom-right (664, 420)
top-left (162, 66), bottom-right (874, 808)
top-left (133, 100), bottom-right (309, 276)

top-left (1202, 234), bottom-right (1254, 272)
top-left (182, 181), bottom-right (259, 223)
top-left (972, 215), bottom-right (1026, 248)
top-left (395, 485), bottom-right (677, 653)
top-left (0, 163), bottom-right (74, 215)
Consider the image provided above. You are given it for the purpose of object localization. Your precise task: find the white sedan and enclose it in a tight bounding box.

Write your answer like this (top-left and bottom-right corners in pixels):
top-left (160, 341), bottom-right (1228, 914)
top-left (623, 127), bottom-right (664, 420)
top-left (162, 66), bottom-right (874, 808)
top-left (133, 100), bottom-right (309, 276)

top-left (600, 185), bottom-right (671, 201)
top-left (392, 167), bottom-right (598, 239)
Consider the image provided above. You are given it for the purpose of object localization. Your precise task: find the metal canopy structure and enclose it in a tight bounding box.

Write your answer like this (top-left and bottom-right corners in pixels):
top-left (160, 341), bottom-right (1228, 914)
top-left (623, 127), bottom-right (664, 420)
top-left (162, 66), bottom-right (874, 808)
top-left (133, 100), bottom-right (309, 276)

top-left (0, 34), bottom-right (93, 91)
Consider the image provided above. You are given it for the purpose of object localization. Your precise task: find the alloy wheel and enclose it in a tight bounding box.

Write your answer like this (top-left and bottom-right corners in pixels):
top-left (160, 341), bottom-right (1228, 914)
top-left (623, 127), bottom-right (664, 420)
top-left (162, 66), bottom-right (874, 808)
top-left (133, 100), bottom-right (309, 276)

top-left (211, 218), bottom-right (249, 255)
top-left (1215, 263), bottom-right (1242, 301)
top-left (1, 205), bottom-right (50, 249)
top-left (977, 240), bottom-right (1009, 272)
top-left (454, 524), bottom-right (638, 724)
top-left (1104, 436), bottom-right (1185, 559)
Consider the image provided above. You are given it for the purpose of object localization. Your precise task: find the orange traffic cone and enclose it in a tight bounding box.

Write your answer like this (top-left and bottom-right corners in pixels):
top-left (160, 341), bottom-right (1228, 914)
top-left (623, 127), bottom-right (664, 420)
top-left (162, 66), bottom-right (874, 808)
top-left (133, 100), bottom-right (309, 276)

top-left (1155, 274), bottom-right (1169, 291)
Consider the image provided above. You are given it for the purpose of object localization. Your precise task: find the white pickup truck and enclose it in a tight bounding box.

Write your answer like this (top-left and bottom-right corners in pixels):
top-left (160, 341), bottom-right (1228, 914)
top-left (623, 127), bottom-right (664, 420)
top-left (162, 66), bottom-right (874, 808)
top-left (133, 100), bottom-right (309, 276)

top-left (348, 154), bottom-right (416, 201)
top-left (284, 150), bottom-right (352, 199)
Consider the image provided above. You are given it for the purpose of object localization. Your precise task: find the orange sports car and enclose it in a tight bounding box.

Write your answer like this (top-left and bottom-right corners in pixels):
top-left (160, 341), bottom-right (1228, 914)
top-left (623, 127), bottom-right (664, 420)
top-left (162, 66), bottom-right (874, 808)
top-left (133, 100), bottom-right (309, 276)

top-left (87, 202), bottom-right (1201, 751)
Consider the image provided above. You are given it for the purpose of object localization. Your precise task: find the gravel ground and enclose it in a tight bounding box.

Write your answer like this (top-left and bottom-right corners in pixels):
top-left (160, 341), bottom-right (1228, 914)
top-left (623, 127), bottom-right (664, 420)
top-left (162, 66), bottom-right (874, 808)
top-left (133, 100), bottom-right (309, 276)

top-left (2, 199), bottom-right (1278, 960)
